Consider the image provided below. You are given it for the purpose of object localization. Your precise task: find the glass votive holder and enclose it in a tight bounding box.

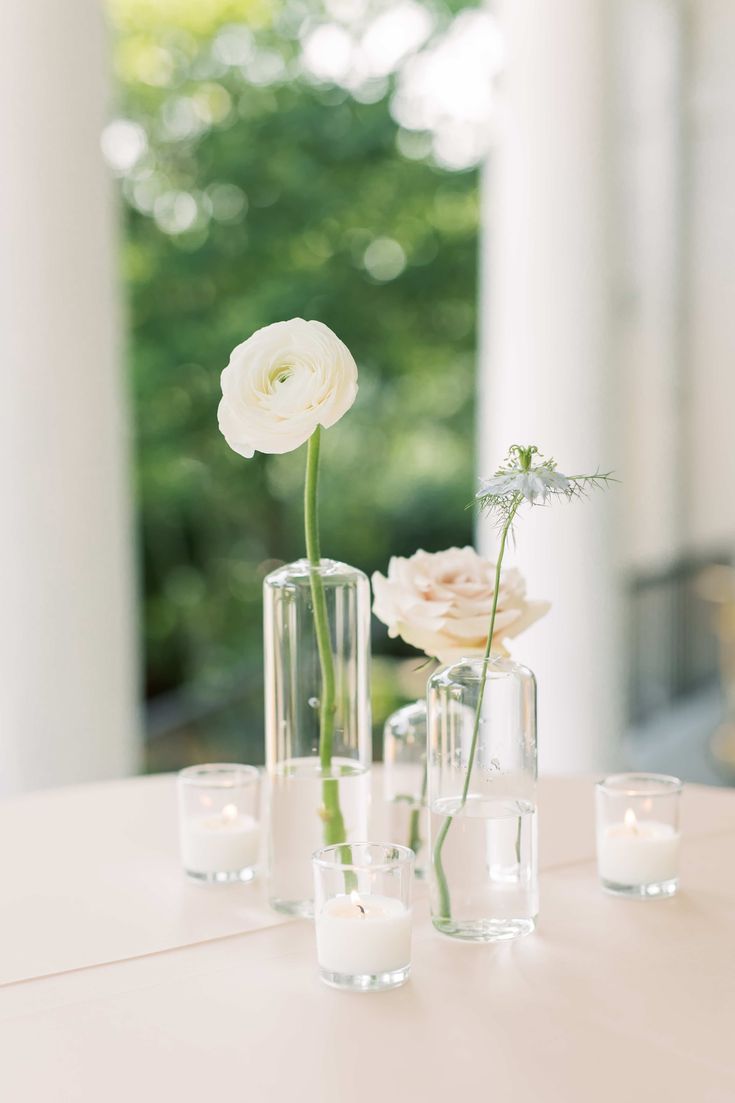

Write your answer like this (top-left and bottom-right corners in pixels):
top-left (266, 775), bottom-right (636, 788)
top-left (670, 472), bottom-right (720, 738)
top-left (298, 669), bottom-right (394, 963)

top-left (312, 842), bottom-right (414, 992)
top-left (178, 764), bottom-right (261, 883)
top-left (596, 773), bottom-right (682, 898)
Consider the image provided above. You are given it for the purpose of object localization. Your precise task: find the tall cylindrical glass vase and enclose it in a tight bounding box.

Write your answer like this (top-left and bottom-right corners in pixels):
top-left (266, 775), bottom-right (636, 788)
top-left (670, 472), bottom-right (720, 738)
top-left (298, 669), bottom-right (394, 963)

top-left (264, 558), bottom-right (371, 915)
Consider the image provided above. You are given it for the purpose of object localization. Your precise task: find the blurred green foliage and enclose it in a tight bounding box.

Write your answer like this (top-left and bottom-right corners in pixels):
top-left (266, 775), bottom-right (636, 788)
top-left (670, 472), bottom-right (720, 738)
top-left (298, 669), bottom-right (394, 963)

top-left (111, 0), bottom-right (478, 757)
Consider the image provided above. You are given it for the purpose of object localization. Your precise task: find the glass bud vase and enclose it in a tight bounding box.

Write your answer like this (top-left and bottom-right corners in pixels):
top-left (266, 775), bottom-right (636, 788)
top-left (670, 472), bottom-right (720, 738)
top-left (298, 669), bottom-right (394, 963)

top-left (383, 700), bottom-right (429, 878)
top-left (427, 656), bottom-right (538, 941)
top-left (264, 558), bottom-right (371, 916)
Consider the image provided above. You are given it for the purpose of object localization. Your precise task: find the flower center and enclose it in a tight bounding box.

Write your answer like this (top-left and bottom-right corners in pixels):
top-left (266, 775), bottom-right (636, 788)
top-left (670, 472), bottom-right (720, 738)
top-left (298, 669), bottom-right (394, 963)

top-left (509, 444), bottom-right (538, 472)
top-left (268, 362), bottom-right (296, 388)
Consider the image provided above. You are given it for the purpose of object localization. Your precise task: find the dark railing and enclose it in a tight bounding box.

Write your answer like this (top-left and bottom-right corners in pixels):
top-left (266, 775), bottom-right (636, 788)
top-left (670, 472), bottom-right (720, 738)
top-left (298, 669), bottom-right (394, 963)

top-left (628, 552), bottom-right (730, 725)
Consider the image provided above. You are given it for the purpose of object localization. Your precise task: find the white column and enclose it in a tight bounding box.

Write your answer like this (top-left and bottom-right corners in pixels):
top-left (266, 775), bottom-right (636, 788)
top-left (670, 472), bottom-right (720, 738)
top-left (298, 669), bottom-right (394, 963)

top-left (0, 0), bottom-right (139, 793)
top-left (686, 0), bottom-right (735, 553)
top-left (478, 0), bottom-right (624, 773)
top-left (616, 0), bottom-right (689, 570)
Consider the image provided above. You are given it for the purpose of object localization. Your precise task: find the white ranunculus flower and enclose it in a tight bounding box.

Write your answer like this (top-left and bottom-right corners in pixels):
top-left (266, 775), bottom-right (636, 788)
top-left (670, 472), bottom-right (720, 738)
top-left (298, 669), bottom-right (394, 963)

top-left (372, 546), bottom-right (549, 665)
top-left (218, 318), bottom-right (358, 457)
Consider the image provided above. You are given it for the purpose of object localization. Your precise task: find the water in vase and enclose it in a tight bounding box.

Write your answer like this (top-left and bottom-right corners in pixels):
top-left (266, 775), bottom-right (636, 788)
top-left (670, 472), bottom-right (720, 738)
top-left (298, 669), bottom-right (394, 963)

top-left (268, 757), bottom-right (370, 916)
top-left (387, 798), bottom-right (429, 878)
top-left (430, 795), bottom-right (538, 940)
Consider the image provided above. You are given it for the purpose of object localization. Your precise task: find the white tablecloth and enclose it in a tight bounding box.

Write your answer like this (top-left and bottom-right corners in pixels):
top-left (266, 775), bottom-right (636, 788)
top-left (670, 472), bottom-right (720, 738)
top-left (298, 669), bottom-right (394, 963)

top-left (1, 772), bottom-right (734, 1101)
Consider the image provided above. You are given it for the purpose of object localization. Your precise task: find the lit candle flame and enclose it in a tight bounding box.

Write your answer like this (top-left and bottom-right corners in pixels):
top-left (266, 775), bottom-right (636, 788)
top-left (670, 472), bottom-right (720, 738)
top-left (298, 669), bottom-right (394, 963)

top-left (221, 803), bottom-right (238, 824)
top-left (624, 808), bottom-right (639, 834)
top-left (350, 890), bottom-right (366, 917)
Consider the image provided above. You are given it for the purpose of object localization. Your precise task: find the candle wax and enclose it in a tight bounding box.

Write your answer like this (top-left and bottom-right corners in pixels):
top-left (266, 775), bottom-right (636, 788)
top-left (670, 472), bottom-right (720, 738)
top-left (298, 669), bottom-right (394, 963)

top-left (316, 893), bottom-right (411, 976)
top-left (180, 812), bottom-right (260, 875)
top-left (598, 819), bottom-right (680, 886)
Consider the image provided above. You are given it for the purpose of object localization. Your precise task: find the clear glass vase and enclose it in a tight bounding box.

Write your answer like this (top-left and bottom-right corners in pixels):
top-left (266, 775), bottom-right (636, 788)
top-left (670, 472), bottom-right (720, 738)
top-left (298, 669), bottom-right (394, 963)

top-left (383, 700), bottom-right (428, 878)
top-left (312, 843), bottom-right (414, 992)
top-left (264, 558), bottom-right (371, 916)
top-left (427, 656), bottom-right (538, 941)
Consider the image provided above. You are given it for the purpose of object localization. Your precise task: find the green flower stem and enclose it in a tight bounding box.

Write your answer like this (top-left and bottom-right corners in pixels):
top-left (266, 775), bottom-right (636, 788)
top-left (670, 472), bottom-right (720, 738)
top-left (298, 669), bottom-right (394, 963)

top-left (432, 493), bottom-right (522, 921)
top-left (304, 427), bottom-right (346, 847)
top-left (407, 759), bottom-right (428, 857)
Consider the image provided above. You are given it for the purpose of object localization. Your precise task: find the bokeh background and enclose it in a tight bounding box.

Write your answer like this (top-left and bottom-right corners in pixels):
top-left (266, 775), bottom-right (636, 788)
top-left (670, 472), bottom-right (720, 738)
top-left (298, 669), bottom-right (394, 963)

top-left (114, 0), bottom-right (484, 769)
top-left (3, 0), bottom-right (735, 793)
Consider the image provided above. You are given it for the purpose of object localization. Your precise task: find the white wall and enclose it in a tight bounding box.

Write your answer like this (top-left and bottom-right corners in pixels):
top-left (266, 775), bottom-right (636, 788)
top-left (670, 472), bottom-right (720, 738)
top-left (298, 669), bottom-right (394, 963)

top-left (0, 0), bottom-right (139, 793)
top-left (614, 0), bottom-right (688, 571)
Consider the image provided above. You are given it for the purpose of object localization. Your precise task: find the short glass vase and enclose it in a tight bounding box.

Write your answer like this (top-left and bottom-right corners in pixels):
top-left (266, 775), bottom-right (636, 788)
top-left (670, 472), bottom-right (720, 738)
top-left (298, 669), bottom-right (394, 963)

top-left (264, 558), bottom-right (371, 917)
top-left (177, 764), bottom-right (261, 883)
top-left (596, 773), bottom-right (682, 898)
top-left (313, 842), bottom-right (414, 992)
top-left (427, 656), bottom-right (538, 941)
top-left (383, 700), bottom-right (428, 878)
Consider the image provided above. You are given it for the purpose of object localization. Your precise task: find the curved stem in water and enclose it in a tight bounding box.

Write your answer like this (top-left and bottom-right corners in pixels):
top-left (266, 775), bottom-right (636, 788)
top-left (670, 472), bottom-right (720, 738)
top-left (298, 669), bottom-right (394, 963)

top-left (407, 759), bottom-right (428, 857)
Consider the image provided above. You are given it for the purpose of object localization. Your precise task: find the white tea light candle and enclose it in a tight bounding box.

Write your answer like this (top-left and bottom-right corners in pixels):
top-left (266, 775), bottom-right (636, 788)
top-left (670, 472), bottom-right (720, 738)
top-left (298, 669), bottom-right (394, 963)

top-left (596, 774), bottom-right (682, 898)
top-left (181, 803), bottom-right (260, 880)
top-left (598, 809), bottom-right (680, 887)
top-left (313, 843), bottom-right (414, 991)
top-left (178, 764), bottom-right (261, 883)
top-left (316, 891), bottom-right (412, 976)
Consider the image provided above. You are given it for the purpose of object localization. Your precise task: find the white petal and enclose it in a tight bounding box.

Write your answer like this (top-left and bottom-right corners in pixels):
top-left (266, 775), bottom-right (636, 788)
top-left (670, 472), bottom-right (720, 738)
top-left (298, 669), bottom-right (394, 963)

top-left (218, 318), bottom-right (358, 458)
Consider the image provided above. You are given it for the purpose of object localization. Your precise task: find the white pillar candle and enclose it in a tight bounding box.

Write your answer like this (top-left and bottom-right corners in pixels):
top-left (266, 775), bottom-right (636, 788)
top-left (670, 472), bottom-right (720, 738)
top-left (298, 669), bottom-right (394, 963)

top-left (316, 891), bottom-right (412, 976)
top-left (598, 809), bottom-right (681, 886)
top-left (180, 803), bottom-right (260, 876)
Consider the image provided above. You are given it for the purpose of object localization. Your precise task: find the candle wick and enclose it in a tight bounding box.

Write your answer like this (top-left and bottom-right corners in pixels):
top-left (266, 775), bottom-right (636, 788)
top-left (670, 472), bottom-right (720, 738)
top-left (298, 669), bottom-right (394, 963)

top-left (356, 903), bottom-right (366, 917)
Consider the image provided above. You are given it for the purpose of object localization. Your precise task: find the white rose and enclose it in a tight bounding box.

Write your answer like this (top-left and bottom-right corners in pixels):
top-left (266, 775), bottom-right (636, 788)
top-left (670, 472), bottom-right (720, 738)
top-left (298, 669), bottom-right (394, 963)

top-left (218, 318), bottom-right (358, 457)
top-left (372, 546), bottom-right (549, 665)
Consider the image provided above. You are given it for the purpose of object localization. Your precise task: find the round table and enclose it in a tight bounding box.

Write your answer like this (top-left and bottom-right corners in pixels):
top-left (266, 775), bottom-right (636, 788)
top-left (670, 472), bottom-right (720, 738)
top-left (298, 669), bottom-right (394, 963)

top-left (1, 772), bottom-right (734, 1101)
